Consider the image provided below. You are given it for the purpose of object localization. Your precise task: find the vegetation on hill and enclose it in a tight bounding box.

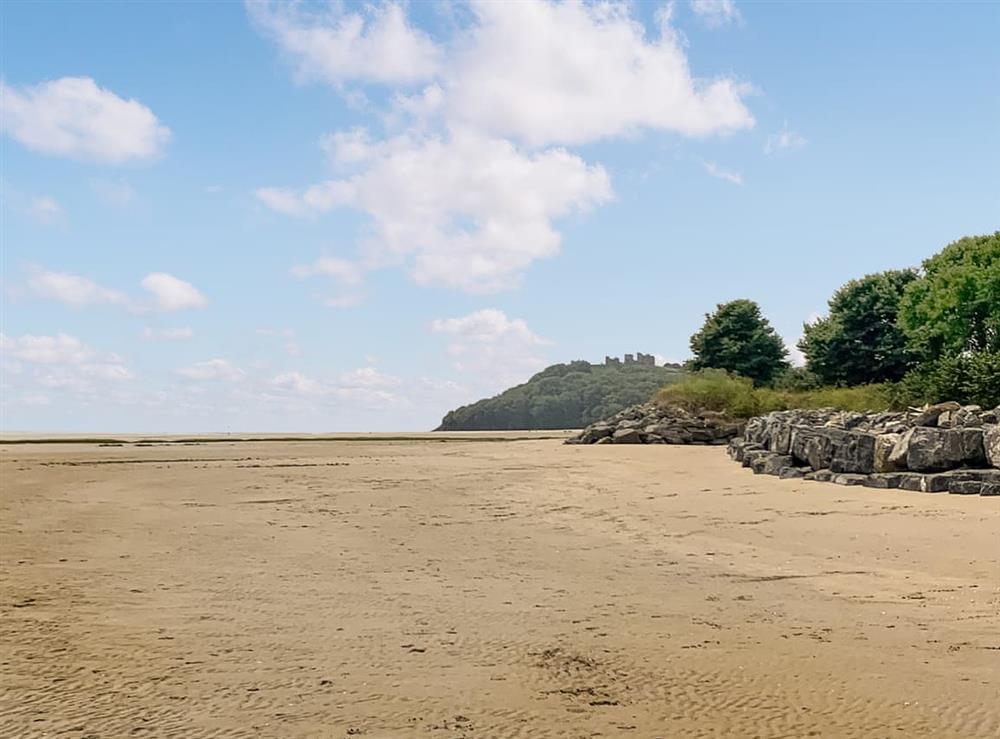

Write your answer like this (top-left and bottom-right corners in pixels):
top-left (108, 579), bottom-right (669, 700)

top-left (437, 232), bottom-right (998, 431)
top-left (436, 361), bottom-right (682, 431)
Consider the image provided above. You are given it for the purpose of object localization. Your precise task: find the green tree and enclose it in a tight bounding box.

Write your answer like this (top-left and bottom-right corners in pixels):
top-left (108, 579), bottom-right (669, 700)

top-left (898, 232), bottom-right (1000, 358)
top-left (689, 300), bottom-right (788, 385)
top-left (799, 269), bottom-right (918, 386)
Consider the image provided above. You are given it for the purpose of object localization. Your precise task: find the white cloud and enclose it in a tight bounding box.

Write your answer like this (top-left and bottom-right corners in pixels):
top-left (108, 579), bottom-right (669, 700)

top-left (338, 366), bottom-right (401, 388)
top-left (292, 255), bottom-right (366, 307)
top-left (765, 122), bottom-right (807, 155)
top-left (268, 369), bottom-right (405, 409)
top-left (28, 269), bottom-right (129, 308)
top-left (28, 196), bottom-right (63, 223)
top-left (690, 0), bottom-right (741, 29)
top-left (2, 332), bottom-right (97, 364)
top-left (703, 160), bottom-right (743, 185)
top-left (142, 326), bottom-right (193, 341)
top-left (90, 178), bottom-right (136, 207)
top-left (261, 130), bottom-right (612, 293)
top-left (246, 0), bottom-right (441, 85)
top-left (444, 1), bottom-right (753, 146)
top-left (431, 308), bottom-right (549, 391)
top-left (0, 333), bottom-right (133, 391)
top-left (292, 256), bottom-right (364, 285)
top-left (269, 370), bottom-right (326, 395)
top-left (431, 308), bottom-right (547, 346)
top-left (177, 359), bottom-right (245, 382)
top-left (252, 1), bottom-right (758, 296)
top-left (0, 76), bottom-right (170, 163)
top-left (141, 273), bottom-right (207, 312)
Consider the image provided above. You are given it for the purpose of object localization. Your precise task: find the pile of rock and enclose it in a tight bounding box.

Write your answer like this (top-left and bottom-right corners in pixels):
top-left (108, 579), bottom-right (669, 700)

top-left (728, 402), bottom-right (1000, 496)
top-left (566, 403), bottom-right (744, 445)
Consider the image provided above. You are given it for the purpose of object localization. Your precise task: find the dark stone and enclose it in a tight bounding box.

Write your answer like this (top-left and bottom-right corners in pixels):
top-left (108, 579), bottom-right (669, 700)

top-left (612, 428), bottom-right (642, 444)
top-left (864, 473), bottom-right (906, 489)
top-left (911, 401), bottom-right (961, 427)
top-left (981, 482), bottom-right (1000, 496)
top-left (779, 467), bottom-right (808, 479)
top-left (579, 423), bottom-right (612, 443)
top-left (806, 469), bottom-right (834, 482)
top-left (949, 481), bottom-right (983, 495)
top-left (905, 427), bottom-right (986, 472)
top-left (763, 454), bottom-right (794, 476)
top-left (830, 432), bottom-right (877, 474)
top-left (984, 424), bottom-right (1000, 468)
top-left (833, 473), bottom-right (867, 486)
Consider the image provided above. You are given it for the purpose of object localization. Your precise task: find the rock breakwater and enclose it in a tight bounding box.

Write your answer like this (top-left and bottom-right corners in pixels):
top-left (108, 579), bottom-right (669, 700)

top-left (728, 402), bottom-right (1000, 496)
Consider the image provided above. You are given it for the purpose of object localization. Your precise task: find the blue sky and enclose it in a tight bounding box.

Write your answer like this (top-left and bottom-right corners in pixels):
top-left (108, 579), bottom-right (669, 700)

top-left (2, 0), bottom-right (998, 432)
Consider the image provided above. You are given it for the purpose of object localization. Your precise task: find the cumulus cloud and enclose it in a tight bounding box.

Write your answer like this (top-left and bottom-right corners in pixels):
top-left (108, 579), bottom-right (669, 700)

top-left (702, 160), bottom-right (743, 185)
top-left (431, 308), bottom-right (549, 391)
top-left (690, 0), bottom-right (741, 28)
top-left (1, 333), bottom-right (133, 390)
top-left (26, 269), bottom-right (206, 313)
top-left (177, 359), bottom-right (245, 382)
top-left (268, 369), bottom-right (404, 409)
top-left (765, 122), bottom-right (808, 155)
top-left (0, 76), bottom-right (170, 163)
top-left (338, 366), bottom-right (401, 388)
top-left (444, 1), bottom-right (753, 146)
top-left (28, 269), bottom-right (129, 308)
top-left (140, 273), bottom-right (207, 312)
top-left (252, 1), bottom-right (757, 296)
top-left (246, 0), bottom-right (441, 85)
top-left (260, 130), bottom-right (612, 292)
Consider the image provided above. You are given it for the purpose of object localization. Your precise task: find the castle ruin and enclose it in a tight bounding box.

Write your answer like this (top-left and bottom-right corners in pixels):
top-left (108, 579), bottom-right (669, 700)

top-left (603, 352), bottom-right (656, 367)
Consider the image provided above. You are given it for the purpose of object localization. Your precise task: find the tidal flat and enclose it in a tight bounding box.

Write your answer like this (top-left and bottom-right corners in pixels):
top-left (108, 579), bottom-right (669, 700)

top-left (2, 436), bottom-right (997, 738)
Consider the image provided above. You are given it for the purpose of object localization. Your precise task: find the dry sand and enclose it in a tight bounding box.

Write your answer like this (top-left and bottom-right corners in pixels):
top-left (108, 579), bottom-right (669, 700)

top-left (1, 436), bottom-right (998, 738)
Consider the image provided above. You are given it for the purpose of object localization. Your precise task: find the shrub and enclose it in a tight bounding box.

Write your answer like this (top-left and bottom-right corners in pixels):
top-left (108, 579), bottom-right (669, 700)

top-left (655, 370), bottom-right (895, 418)
top-left (655, 369), bottom-right (759, 416)
top-left (892, 352), bottom-right (1000, 409)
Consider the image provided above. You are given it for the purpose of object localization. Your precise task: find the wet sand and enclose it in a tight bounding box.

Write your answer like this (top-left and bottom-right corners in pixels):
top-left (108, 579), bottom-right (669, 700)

top-left (1, 437), bottom-right (998, 738)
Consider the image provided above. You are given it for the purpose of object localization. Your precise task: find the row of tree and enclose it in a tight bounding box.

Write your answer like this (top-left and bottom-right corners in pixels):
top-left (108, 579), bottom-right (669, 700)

top-left (687, 232), bottom-right (1000, 406)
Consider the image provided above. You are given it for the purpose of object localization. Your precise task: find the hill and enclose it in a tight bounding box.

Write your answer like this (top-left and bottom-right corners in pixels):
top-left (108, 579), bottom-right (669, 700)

top-left (436, 360), bottom-right (683, 431)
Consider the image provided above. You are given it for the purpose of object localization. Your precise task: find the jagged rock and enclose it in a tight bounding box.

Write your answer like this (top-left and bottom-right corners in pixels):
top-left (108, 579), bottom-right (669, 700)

top-left (806, 469), bottom-right (834, 482)
top-left (763, 455), bottom-right (793, 476)
top-left (833, 473), bottom-right (867, 486)
top-left (612, 428), bottom-right (643, 444)
top-left (910, 401), bottom-right (961, 427)
top-left (594, 436), bottom-right (613, 445)
top-left (905, 427), bottom-right (986, 471)
top-left (863, 472), bottom-right (907, 489)
top-left (830, 432), bottom-right (877, 474)
top-left (579, 423), bottom-right (613, 443)
top-left (779, 467), bottom-right (808, 479)
top-left (569, 402), bottom-right (743, 446)
top-left (949, 480), bottom-right (984, 495)
top-left (984, 425), bottom-right (1000, 468)
top-left (874, 433), bottom-right (902, 473)
top-left (981, 482), bottom-right (1000, 496)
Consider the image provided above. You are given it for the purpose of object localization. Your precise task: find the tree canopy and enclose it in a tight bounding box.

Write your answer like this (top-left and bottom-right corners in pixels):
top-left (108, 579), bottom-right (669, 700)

top-left (799, 269), bottom-right (917, 386)
top-left (436, 360), bottom-right (682, 430)
top-left (898, 232), bottom-right (1000, 358)
top-left (688, 299), bottom-right (788, 385)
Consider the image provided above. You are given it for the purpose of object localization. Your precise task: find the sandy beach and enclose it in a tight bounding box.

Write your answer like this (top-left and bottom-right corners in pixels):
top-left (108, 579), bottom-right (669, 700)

top-left (1, 436), bottom-right (997, 738)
